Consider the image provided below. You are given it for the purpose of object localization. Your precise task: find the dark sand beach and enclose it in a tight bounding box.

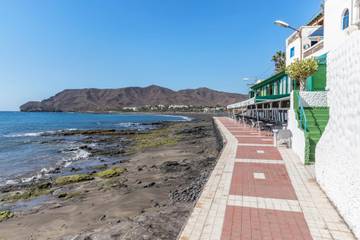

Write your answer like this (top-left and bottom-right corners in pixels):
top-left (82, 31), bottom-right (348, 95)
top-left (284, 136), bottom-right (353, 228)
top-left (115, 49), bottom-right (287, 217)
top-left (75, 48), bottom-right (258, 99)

top-left (0, 114), bottom-right (222, 240)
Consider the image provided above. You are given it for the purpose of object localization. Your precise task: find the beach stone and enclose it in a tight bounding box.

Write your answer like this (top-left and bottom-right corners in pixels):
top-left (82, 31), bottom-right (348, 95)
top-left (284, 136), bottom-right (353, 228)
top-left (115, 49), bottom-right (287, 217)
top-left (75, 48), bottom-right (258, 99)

top-left (143, 182), bottom-right (155, 188)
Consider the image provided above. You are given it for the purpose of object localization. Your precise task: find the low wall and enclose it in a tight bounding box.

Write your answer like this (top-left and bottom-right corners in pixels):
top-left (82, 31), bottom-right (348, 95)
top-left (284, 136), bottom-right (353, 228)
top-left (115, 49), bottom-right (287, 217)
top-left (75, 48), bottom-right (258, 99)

top-left (299, 91), bottom-right (328, 107)
top-left (287, 91), bottom-right (306, 163)
top-left (316, 31), bottom-right (360, 238)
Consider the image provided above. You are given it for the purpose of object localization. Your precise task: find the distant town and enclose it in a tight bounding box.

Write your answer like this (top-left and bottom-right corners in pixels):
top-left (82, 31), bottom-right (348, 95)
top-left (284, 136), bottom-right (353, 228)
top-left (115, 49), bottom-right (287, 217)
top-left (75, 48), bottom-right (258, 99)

top-left (121, 104), bottom-right (226, 113)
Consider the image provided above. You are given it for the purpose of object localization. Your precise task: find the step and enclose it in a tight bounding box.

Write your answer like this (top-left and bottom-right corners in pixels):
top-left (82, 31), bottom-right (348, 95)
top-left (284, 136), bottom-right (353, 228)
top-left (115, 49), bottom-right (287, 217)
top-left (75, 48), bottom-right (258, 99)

top-left (307, 154), bottom-right (316, 162)
top-left (309, 145), bottom-right (318, 152)
top-left (307, 126), bottom-right (327, 131)
top-left (307, 122), bottom-right (328, 126)
top-left (308, 134), bottom-right (321, 140)
top-left (304, 107), bottom-right (329, 111)
top-left (308, 127), bottom-right (323, 132)
top-left (309, 137), bottom-right (320, 142)
top-left (308, 139), bottom-right (321, 144)
top-left (304, 109), bottom-right (329, 113)
top-left (307, 122), bottom-right (328, 128)
top-left (304, 112), bottom-right (329, 116)
top-left (307, 118), bottom-right (328, 123)
top-left (305, 113), bottom-right (329, 117)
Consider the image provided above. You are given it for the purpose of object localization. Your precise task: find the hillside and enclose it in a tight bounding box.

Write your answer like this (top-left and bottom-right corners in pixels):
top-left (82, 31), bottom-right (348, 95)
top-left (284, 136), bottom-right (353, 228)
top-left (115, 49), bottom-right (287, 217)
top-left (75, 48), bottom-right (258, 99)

top-left (20, 85), bottom-right (246, 112)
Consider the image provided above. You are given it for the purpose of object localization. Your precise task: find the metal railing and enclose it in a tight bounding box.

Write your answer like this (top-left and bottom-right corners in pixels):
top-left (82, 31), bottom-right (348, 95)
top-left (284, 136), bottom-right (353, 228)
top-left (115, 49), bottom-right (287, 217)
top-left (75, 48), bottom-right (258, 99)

top-left (297, 92), bottom-right (308, 132)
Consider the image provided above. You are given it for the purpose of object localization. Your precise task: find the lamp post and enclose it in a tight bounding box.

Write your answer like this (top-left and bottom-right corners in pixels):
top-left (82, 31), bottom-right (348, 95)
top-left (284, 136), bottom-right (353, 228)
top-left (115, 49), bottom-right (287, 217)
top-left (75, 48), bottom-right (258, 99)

top-left (274, 20), bottom-right (302, 61)
top-left (274, 20), bottom-right (302, 92)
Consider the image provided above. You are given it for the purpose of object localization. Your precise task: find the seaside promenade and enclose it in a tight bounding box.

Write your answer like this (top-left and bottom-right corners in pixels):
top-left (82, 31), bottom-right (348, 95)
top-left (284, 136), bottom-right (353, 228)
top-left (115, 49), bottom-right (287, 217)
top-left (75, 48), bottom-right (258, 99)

top-left (178, 117), bottom-right (356, 240)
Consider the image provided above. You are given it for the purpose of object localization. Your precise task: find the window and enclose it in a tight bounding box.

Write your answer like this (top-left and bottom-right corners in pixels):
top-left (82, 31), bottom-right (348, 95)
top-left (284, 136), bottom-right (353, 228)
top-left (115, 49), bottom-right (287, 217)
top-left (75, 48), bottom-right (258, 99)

top-left (311, 40), bottom-right (318, 46)
top-left (290, 47), bottom-right (295, 58)
top-left (342, 9), bottom-right (350, 30)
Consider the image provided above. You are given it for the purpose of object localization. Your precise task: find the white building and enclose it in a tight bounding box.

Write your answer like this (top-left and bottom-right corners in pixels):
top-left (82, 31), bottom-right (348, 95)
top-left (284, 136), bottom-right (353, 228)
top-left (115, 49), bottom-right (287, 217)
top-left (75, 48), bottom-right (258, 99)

top-left (315, 0), bottom-right (360, 238)
top-left (324, 0), bottom-right (360, 52)
top-left (168, 104), bottom-right (189, 109)
top-left (285, 12), bottom-right (329, 163)
top-left (285, 13), bottom-right (326, 67)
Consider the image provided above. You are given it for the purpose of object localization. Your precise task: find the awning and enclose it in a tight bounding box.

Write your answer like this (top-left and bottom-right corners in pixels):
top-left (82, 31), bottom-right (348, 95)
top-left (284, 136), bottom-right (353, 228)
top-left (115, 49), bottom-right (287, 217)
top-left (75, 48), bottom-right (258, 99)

top-left (255, 96), bottom-right (290, 104)
top-left (227, 97), bottom-right (255, 109)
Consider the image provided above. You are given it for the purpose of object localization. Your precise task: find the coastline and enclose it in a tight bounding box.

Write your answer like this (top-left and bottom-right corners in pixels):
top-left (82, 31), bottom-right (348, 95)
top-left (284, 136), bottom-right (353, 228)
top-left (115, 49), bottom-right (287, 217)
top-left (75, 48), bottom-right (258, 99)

top-left (0, 114), bottom-right (222, 240)
top-left (0, 112), bottom-right (193, 187)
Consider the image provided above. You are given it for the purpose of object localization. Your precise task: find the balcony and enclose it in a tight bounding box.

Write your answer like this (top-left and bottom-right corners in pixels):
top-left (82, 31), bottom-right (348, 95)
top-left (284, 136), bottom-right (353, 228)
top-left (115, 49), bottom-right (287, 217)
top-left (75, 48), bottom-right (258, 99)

top-left (303, 40), bottom-right (324, 58)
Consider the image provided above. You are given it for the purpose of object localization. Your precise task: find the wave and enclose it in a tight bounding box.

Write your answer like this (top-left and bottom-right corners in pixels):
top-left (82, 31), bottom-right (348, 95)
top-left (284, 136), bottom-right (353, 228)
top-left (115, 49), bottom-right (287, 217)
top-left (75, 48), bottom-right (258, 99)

top-left (1, 146), bottom-right (91, 186)
top-left (116, 122), bottom-right (141, 128)
top-left (61, 147), bottom-right (91, 168)
top-left (70, 149), bottom-right (91, 161)
top-left (4, 132), bottom-right (46, 137)
top-left (177, 115), bottom-right (193, 121)
top-left (3, 128), bottom-right (78, 138)
top-left (156, 114), bottom-right (192, 122)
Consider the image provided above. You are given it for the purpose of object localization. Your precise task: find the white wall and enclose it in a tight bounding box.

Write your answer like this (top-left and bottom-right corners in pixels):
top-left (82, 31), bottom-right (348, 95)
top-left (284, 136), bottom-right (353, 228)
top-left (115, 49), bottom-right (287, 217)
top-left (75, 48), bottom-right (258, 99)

top-left (286, 35), bottom-right (301, 66)
top-left (287, 91), bottom-right (306, 163)
top-left (286, 26), bottom-right (326, 67)
top-left (324, 0), bottom-right (358, 52)
top-left (299, 91), bottom-right (328, 107)
top-left (316, 31), bottom-right (360, 239)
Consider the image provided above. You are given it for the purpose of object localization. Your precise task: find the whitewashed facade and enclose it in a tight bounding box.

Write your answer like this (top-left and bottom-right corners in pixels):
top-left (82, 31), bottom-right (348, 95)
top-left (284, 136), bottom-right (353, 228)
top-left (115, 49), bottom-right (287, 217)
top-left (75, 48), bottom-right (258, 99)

top-left (324, 0), bottom-right (360, 52)
top-left (286, 26), bottom-right (326, 66)
top-left (315, 0), bottom-right (360, 238)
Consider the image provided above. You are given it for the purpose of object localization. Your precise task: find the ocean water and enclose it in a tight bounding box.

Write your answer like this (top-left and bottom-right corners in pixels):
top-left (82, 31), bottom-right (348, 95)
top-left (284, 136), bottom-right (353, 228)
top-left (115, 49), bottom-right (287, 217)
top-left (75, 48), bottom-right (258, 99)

top-left (0, 112), bottom-right (189, 185)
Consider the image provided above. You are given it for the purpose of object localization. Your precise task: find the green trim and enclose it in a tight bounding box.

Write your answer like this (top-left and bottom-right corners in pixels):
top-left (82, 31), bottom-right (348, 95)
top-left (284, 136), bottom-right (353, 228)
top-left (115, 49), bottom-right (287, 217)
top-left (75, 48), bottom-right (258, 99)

top-left (255, 94), bottom-right (290, 102)
top-left (251, 71), bottom-right (287, 90)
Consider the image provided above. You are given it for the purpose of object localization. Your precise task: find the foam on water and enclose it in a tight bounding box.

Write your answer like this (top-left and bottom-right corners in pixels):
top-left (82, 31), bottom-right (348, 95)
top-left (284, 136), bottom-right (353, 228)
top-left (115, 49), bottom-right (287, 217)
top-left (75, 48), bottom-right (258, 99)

top-left (0, 112), bottom-right (190, 185)
top-left (3, 128), bottom-right (78, 138)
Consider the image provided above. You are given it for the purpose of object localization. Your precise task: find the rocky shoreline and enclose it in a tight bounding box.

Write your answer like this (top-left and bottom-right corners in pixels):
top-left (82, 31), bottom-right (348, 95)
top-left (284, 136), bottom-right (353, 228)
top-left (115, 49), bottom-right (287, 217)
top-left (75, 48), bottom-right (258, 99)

top-left (0, 114), bottom-right (222, 240)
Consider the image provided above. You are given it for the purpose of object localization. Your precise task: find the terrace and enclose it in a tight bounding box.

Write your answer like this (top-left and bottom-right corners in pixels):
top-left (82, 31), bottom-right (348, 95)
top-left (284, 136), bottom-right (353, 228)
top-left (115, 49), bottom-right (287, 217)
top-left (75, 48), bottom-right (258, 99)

top-left (228, 71), bottom-right (290, 128)
top-left (178, 117), bottom-right (356, 240)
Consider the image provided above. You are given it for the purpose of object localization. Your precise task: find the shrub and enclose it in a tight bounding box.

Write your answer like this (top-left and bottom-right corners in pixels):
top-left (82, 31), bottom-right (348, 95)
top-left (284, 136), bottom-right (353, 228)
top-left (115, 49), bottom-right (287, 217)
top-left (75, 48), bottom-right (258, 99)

top-left (55, 174), bottom-right (94, 186)
top-left (95, 167), bottom-right (127, 178)
top-left (0, 211), bottom-right (14, 222)
top-left (286, 58), bottom-right (318, 91)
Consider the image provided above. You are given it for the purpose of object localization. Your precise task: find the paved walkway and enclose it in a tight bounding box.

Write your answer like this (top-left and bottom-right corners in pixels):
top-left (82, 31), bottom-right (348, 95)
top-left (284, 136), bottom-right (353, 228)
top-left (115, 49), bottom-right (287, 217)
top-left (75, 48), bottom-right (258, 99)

top-left (178, 117), bottom-right (356, 240)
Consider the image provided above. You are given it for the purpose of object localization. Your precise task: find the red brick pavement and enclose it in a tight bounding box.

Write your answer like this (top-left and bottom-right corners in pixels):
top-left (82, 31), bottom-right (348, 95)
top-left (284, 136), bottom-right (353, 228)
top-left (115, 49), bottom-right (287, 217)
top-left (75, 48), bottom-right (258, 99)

top-left (230, 163), bottom-right (297, 200)
top-left (236, 137), bottom-right (273, 145)
top-left (236, 146), bottom-right (283, 160)
top-left (221, 206), bottom-right (312, 240)
top-left (215, 118), bottom-right (313, 240)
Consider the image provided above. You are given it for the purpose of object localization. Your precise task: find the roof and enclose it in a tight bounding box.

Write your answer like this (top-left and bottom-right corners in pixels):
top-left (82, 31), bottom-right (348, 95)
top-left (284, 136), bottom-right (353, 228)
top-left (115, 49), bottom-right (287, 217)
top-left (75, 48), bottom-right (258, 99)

top-left (227, 97), bottom-right (255, 109)
top-left (306, 11), bottom-right (324, 26)
top-left (250, 71), bottom-right (287, 90)
top-left (309, 26), bottom-right (324, 38)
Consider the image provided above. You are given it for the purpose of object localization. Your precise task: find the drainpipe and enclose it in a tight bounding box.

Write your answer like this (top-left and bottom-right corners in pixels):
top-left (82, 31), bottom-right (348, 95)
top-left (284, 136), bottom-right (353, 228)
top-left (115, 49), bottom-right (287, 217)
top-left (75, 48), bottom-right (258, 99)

top-left (299, 29), bottom-right (303, 61)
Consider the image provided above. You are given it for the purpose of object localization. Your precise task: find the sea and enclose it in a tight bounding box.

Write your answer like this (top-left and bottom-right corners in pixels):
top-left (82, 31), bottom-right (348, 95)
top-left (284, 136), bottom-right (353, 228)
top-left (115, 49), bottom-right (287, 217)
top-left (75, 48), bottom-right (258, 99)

top-left (0, 112), bottom-right (190, 186)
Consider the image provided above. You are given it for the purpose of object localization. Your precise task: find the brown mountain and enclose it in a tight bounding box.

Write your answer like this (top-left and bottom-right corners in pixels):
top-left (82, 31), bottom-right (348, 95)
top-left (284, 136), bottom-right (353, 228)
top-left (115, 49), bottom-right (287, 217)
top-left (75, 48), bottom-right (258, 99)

top-left (20, 85), bottom-right (246, 112)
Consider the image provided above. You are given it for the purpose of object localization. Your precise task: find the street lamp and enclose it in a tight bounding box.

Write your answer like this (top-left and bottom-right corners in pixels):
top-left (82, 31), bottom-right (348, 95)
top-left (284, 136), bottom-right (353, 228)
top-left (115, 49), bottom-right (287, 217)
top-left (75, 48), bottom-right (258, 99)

top-left (274, 20), bottom-right (303, 92)
top-left (274, 20), bottom-right (299, 32)
top-left (274, 20), bottom-right (302, 60)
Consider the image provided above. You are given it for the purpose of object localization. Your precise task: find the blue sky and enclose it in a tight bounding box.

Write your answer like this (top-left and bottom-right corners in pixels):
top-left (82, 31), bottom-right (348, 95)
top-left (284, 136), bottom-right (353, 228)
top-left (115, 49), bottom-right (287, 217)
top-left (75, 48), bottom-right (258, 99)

top-left (0, 0), bottom-right (321, 110)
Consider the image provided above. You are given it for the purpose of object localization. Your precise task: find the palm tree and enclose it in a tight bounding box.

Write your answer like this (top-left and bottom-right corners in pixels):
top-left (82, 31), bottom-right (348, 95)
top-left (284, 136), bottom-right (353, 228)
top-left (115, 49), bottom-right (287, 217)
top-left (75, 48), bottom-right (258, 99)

top-left (272, 51), bottom-right (286, 73)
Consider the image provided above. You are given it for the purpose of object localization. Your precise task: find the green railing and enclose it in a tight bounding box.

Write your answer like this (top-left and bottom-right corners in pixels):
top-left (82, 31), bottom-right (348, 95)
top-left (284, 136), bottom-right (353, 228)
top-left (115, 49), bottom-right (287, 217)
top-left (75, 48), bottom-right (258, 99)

top-left (294, 90), bottom-right (311, 164)
top-left (298, 94), bottom-right (308, 132)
